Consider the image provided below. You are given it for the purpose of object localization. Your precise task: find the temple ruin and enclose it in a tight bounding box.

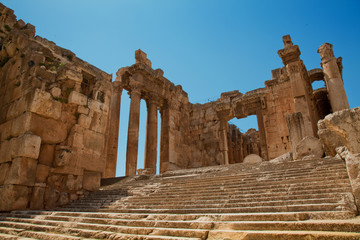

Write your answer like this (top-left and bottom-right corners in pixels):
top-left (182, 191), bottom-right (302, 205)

top-left (1, 3), bottom-right (360, 239)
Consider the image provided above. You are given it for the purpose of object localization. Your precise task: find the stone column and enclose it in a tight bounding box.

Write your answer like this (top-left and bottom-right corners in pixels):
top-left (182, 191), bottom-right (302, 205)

top-left (219, 120), bottom-right (229, 165)
top-left (256, 110), bottom-right (268, 160)
top-left (104, 82), bottom-right (122, 178)
top-left (160, 102), bottom-right (170, 173)
top-left (318, 43), bottom-right (350, 112)
top-left (144, 95), bottom-right (158, 173)
top-left (278, 35), bottom-right (317, 137)
top-left (125, 87), bottom-right (141, 176)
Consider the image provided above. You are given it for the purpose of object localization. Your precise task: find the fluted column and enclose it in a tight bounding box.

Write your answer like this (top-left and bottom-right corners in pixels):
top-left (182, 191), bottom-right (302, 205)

top-left (318, 43), bottom-right (350, 112)
top-left (126, 87), bottom-right (141, 176)
top-left (144, 95), bottom-right (158, 173)
top-left (160, 102), bottom-right (170, 173)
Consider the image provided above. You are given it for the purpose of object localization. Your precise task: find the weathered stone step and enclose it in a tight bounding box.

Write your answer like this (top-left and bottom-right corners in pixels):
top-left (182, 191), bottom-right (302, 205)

top-left (155, 176), bottom-right (351, 193)
top-left (0, 219), bottom-right (209, 239)
top-left (78, 192), bottom-right (346, 205)
top-left (0, 230), bottom-right (34, 240)
top-left (207, 230), bottom-right (360, 240)
top-left (164, 167), bottom-right (348, 187)
top-left (86, 187), bottom-right (352, 203)
top-left (66, 202), bottom-right (351, 214)
top-left (70, 197), bottom-right (346, 210)
top-left (0, 225), bottom-right (200, 240)
top-left (130, 183), bottom-right (352, 199)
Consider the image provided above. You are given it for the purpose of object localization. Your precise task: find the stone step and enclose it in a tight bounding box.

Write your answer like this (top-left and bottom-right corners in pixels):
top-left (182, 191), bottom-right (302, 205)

top-left (154, 177), bottom-right (351, 193)
top-left (61, 202), bottom-right (351, 214)
top-left (69, 196), bottom-right (347, 210)
top-left (207, 230), bottom-right (360, 240)
top-left (5, 212), bottom-right (360, 232)
top-left (6, 210), bottom-right (356, 222)
top-left (77, 192), bottom-right (347, 205)
top-left (85, 187), bottom-right (353, 203)
top-left (0, 219), bottom-right (209, 239)
top-left (0, 225), bottom-right (200, 240)
top-left (126, 184), bottom-right (353, 199)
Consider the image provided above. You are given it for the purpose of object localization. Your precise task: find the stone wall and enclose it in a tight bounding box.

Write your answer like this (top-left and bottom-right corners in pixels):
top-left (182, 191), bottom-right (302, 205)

top-left (0, 4), bottom-right (113, 211)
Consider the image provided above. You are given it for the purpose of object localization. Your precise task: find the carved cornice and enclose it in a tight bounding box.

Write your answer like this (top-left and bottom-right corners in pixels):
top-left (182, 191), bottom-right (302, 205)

top-left (317, 43), bottom-right (335, 64)
top-left (278, 45), bottom-right (301, 65)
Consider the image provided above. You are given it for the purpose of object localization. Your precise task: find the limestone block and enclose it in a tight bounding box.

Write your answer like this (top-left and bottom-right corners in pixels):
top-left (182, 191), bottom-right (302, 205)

top-left (318, 107), bottom-right (360, 156)
top-left (77, 105), bottom-right (90, 115)
top-left (10, 112), bottom-right (31, 137)
top-left (38, 144), bottom-right (55, 166)
top-left (6, 93), bottom-right (29, 120)
top-left (54, 146), bottom-right (72, 167)
top-left (28, 113), bottom-right (67, 144)
top-left (51, 149), bottom-right (83, 176)
top-left (137, 168), bottom-right (156, 175)
top-left (295, 136), bottom-right (324, 160)
top-left (29, 89), bottom-right (62, 120)
top-left (80, 150), bottom-right (104, 172)
top-left (0, 162), bottom-right (10, 185)
top-left (0, 185), bottom-right (31, 211)
top-left (83, 130), bottom-right (105, 154)
top-left (78, 114), bottom-right (92, 128)
top-left (58, 69), bottom-right (82, 82)
top-left (29, 185), bottom-right (45, 209)
top-left (5, 42), bottom-right (17, 57)
top-left (82, 171), bottom-right (101, 191)
top-left (68, 91), bottom-right (88, 105)
top-left (5, 157), bottom-right (37, 186)
top-left (336, 146), bottom-right (360, 211)
top-left (11, 133), bottom-right (41, 159)
top-left (66, 174), bottom-right (83, 191)
top-left (0, 120), bottom-right (12, 141)
top-left (44, 187), bottom-right (59, 209)
top-left (270, 152), bottom-right (293, 163)
top-left (57, 192), bottom-right (69, 206)
top-left (243, 154), bottom-right (263, 164)
top-left (50, 87), bottom-right (61, 98)
top-left (90, 112), bottom-right (107, 134)
top-left (88, 99), bottom-right (108, 114)
top-left (0, 139), bottom-right (12, 163)
top-left (35, 164), bottom-right (50, 183)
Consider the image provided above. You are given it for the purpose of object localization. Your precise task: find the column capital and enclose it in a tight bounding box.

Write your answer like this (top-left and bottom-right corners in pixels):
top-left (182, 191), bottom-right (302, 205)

top-left (278, 35), bottom-right (301, 65)
top-left (144, 92), bottom-right (161, 105)
top-left (317, 43), bottom-right (335, 63)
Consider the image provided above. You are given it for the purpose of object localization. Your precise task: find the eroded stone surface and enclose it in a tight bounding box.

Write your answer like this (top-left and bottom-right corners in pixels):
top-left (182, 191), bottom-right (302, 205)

top-left (295, 136), bottom-right (324, 160)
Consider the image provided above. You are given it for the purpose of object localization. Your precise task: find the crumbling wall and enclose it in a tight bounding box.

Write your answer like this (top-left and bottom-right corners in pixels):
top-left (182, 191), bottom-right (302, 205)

top-left (0, 3), bottom-right (113, 211)
top-left (262, 68), bottom-right (295, 159)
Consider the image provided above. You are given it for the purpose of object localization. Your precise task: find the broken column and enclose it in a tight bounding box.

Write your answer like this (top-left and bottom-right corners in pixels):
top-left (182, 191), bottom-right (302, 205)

top-left (126, 86), bottom-right (141, 176)
top-left (318, 43), bottom-right (350, 112)
top-left (278, 35), bottom-right (317, 137)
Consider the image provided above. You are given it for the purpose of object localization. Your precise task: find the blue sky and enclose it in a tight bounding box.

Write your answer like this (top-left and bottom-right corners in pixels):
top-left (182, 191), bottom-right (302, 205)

top-left (2, 0), bottom-right (359, 176)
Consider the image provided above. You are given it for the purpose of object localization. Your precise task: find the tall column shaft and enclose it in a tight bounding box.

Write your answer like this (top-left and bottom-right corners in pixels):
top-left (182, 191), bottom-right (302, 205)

top-left (256, 110), bottom-right (268, 160)
top-left (318, 43), bottom-right (350, 112)
top-left (104, 83), bottom-right (122, 178)
top-left (144, 98), bottom-right (158, 172)
top-left (126, 88), bottom-right (141, 176)
top-left (160, 103), bottom-right (170, 173)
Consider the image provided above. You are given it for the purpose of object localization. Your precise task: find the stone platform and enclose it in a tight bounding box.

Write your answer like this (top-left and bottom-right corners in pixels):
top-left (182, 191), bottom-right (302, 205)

top-left (0, 157), bottom-right (359, 239)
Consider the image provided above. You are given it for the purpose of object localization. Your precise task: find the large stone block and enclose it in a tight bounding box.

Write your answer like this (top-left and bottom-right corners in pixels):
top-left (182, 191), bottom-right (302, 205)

top-left (243, 154), bottom-right (263, 164)
top-left (29, 89), bottom-right (62, 120)
top-left (80, 150), bottom-right (104, 172)
top-left (0, 139), bottom-right (12, 163)
top-left (5, 157), bottom-right (37, 186)
top-left (44, 187), bottom-right (59, 209)
top-left (38, 144), bottom-right (55, 166)
top-left (0, 162), bottom-right (10, 185)
top-left (82, 170), bottom-right (101, 191)
top-left (83, 130), bottom-right (105, 153)
top-left (88, 99), bottom-right (108, 114)
top-left (295, 136), bottom-right (324, 160)
top-left (90, 112), bottom-right (107, 134)
top-left (0, 120), bottom-right (12, 141)
top-left (11, 133), bottom-right (41, 159)
top-left (68, 91), bottom-right (88, 105)
top-left (0, 185), bottom-right (31, 211)
top-left (318, 107), bottom-right (360, 156)
top-left (35, 164), bottom-right (50, 183)
top-left (29, 185), bottom-right (45, 209)
top-left (66, 174), bottom-right (83, 191)
top-left (54, 145), bottom-right (72, 167)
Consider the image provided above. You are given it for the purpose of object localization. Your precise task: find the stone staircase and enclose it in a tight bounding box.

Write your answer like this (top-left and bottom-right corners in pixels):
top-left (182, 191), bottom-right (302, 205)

top-left (1, 157), bottom-right (360, 239)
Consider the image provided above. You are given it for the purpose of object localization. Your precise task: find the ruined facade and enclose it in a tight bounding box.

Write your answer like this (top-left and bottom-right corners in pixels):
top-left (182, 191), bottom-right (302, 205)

top-left (0, 3), bottom-right (352, 211)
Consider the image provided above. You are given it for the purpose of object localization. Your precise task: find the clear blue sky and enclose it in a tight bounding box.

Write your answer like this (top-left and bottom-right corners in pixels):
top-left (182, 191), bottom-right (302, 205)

top-left (2, 0), bottom-right (359, 176)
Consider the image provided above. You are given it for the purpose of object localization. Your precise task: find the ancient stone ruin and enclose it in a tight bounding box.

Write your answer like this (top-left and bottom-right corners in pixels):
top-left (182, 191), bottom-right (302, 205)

top-left (0, 3), bottom-right (360, 239)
